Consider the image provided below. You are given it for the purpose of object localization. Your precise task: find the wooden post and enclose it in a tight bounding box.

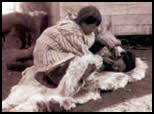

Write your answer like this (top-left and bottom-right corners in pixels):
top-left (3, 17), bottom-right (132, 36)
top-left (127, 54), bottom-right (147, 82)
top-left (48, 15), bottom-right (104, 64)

top-left (46, 2), bottom-right (60, 26)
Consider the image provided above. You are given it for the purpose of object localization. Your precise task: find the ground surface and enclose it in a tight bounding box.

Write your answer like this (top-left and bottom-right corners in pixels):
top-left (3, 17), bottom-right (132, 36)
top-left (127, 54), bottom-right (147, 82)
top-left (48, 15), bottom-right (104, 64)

top-left (2, 42), bottom-right (152, 112)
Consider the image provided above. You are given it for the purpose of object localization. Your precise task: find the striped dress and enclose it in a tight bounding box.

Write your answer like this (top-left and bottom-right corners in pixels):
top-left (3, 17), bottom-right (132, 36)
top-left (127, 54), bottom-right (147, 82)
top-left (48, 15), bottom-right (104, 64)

top-left (33, 20), bottom-right (95, 70)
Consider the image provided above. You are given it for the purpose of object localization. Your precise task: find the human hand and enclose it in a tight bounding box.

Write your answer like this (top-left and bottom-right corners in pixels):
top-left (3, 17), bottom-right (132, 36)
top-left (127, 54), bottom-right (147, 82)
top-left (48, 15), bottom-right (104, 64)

top-left (113, 46), bottom-right (126, 58)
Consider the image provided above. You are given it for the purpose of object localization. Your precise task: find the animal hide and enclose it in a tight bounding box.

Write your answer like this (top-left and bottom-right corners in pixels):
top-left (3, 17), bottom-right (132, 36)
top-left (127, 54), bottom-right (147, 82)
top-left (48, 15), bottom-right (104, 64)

top-left (2, 56), bottom-right (148, 112)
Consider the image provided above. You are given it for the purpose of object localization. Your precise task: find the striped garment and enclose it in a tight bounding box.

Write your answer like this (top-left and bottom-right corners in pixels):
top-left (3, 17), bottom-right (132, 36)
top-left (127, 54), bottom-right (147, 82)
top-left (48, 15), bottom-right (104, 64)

top-left (33, 20), bottom-right (95, 69)
top-left (33, 19), bottom-right (121, 72)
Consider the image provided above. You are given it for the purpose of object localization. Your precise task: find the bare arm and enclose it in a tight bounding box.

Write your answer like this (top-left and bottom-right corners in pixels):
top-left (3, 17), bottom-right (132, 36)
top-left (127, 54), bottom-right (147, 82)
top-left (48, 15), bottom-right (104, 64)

top-left (95, 28), bottom-right (121, 49)
top-left (95, 26), bottom-right (125, 57)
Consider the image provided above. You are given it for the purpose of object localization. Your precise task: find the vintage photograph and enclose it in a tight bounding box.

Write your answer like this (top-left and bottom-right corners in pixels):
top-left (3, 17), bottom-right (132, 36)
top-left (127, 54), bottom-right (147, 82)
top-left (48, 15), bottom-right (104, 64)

top-left (2, 2), bottom-right (152, 112)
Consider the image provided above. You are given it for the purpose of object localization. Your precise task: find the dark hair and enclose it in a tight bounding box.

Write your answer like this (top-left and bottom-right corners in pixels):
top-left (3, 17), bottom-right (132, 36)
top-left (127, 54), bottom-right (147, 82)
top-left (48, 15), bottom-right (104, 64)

top-left (122, 50), bottom-right (136, 72)
top-left (75, 6), bottom-right (102, 26)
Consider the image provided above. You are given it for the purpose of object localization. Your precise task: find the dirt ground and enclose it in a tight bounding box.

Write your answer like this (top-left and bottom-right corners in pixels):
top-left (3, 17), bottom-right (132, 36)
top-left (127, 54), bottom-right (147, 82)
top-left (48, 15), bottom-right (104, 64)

top-left (2, 41), bottom-right (152, 112)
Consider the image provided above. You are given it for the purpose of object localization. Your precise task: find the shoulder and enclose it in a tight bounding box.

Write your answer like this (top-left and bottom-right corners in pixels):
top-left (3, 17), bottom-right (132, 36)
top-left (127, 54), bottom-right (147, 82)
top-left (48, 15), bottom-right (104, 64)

top-left (41, 20), bottom-right (83, 39)
top-left (57, 20), bottom-right (83, 36)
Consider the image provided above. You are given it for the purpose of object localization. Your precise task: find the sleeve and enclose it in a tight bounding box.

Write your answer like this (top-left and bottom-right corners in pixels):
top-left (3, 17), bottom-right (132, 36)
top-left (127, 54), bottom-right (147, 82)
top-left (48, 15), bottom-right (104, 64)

top-left (55, 32), bottom-right (92, 56)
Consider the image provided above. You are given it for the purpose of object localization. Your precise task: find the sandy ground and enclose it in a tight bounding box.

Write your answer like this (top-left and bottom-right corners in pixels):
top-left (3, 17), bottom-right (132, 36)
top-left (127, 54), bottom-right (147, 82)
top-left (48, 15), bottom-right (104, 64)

top-left (2, 47), bottom-right (152, 112)
top-left (97, 94), bottom-right (152, 112)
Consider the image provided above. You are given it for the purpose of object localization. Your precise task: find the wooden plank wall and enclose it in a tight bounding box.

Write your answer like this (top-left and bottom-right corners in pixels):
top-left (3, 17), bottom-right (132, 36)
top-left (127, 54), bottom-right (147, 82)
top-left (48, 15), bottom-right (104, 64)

top-left (59, 2), bottom-right (152, 35)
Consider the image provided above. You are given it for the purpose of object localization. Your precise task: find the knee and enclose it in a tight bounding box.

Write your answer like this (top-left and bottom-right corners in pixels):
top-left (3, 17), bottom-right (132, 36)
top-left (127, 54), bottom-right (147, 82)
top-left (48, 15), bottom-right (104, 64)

top-left (79, 54), bottom-right (103, 69)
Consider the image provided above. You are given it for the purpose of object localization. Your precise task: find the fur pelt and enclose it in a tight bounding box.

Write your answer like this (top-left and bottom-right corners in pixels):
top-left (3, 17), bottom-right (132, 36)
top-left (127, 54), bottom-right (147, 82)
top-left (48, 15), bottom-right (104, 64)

top-left (2, 57), bottom-right (148, 112)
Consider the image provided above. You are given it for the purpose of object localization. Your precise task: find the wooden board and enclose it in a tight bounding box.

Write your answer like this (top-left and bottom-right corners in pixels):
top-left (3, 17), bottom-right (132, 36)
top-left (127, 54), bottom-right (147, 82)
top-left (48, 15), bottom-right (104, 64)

top-left (59, 2), bottom-right (152, 35)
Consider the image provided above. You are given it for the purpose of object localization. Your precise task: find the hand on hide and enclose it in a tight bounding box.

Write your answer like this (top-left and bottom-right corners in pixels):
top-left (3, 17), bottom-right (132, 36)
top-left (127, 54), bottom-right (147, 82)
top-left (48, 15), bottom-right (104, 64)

top-left (113, 46), bottom-right (126, 58)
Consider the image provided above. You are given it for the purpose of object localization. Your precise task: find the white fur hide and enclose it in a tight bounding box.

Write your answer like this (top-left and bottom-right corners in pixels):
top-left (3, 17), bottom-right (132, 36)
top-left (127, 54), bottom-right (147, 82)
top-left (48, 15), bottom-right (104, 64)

top-left (2, 57), bottom-right (148, 112)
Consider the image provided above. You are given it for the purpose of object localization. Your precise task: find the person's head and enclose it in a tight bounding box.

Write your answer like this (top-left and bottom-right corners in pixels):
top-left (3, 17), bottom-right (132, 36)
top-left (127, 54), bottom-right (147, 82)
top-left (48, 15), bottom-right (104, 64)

top-left (112, 50), bottom-right (136, 72)
top-left (75, 6), bottom-right (102, 35)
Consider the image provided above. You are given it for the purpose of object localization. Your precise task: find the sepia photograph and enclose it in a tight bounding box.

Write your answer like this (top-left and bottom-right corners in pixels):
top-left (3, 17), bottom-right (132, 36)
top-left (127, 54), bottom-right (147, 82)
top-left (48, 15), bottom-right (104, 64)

top-left (2, 2), bottom-right (152, 112)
